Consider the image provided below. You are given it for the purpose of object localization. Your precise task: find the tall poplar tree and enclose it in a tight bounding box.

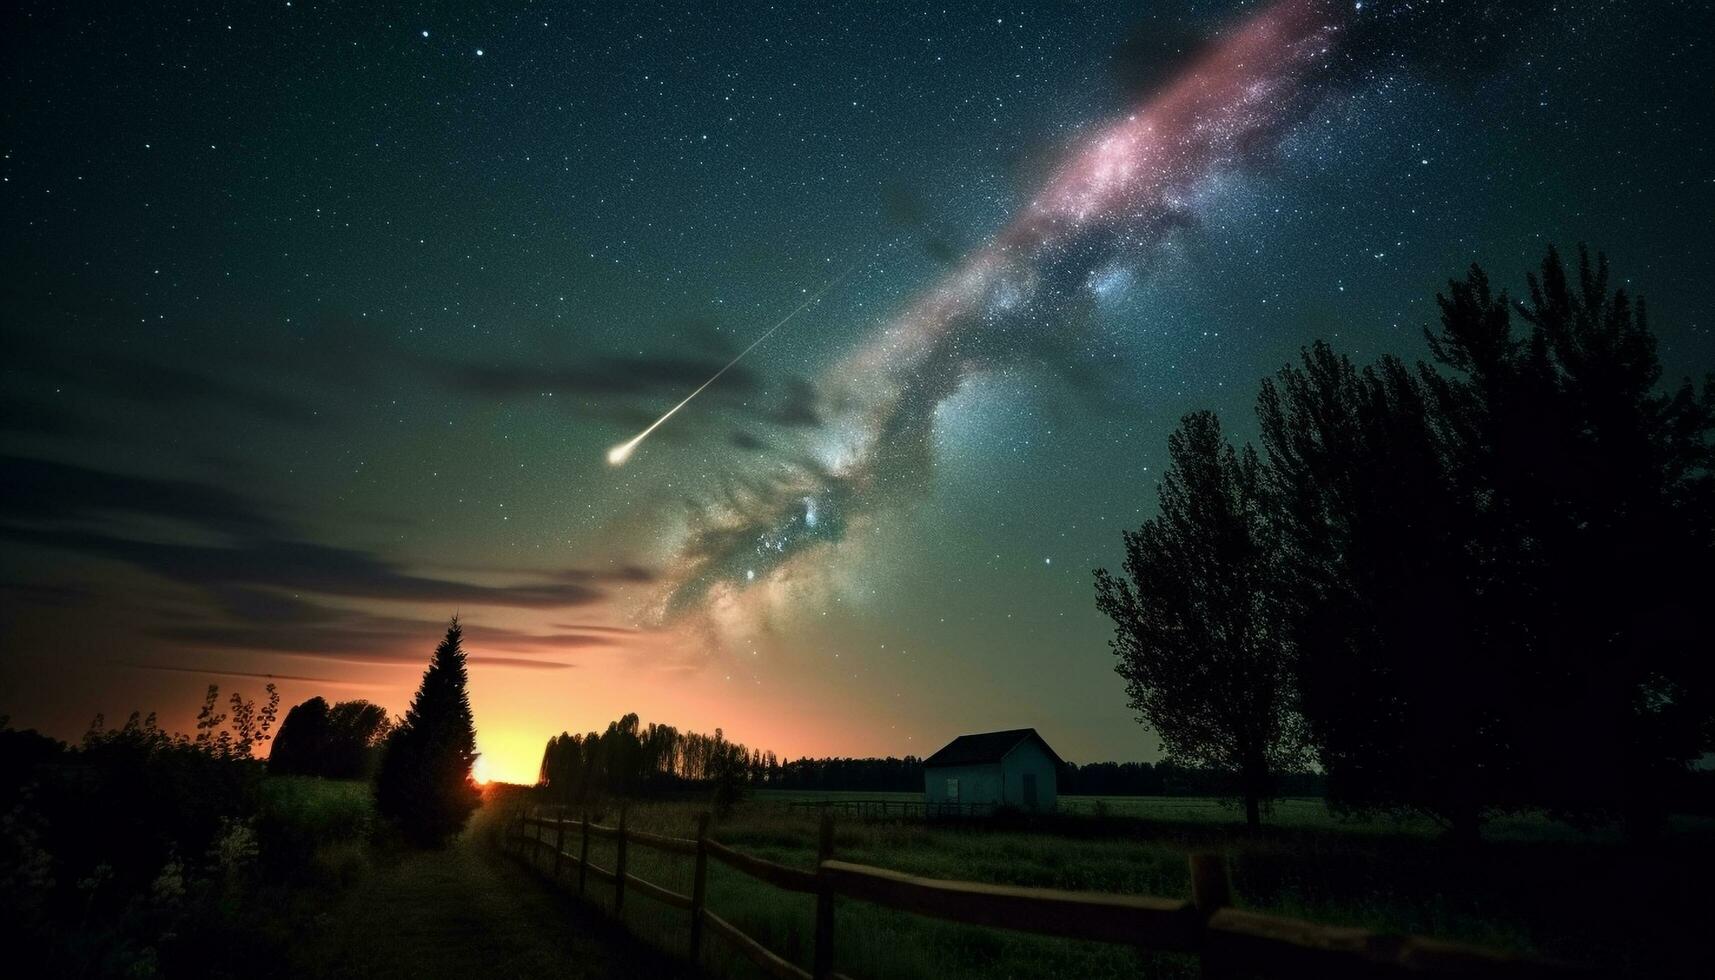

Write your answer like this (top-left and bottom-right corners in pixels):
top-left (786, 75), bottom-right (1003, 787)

top-left (1095, 410), bottom-right (1303, 827)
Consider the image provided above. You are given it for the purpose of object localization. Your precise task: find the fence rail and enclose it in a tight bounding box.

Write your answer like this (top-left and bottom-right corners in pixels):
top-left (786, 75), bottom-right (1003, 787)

top-left (706, 838), bottom-right (821, 893)
top-left (508, 808), bottom-right (1581, 978)
top-left (785, 798), bottom-right (998, 819)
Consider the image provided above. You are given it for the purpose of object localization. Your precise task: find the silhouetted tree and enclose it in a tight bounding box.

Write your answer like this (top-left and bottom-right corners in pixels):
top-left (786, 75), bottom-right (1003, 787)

top-left (269, 696), bottom-right (332, 776)
top-left (271, 697), bottom-right (391, 779)
top-left (708, 728), bottom-right (748, 816)
top-left (1261, 246), bottom-right (1714, 841)
top-left (1422, 246), bottom-right (1715, 836)
top-left (1095, 410), bottom-right (1304, 827)
top-left (1260, 342), bottom-right (1507, 840)
top-left (376, 618), bottom-right (480, 845)
top-left (324, 700), bottom-right (392, 779)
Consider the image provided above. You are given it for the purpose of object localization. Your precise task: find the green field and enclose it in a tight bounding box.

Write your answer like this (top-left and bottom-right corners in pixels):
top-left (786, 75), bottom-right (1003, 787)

top-left (752, 789), bottom-right (1697, 841)
top-left (499, 791), bottom-right (1712, 979)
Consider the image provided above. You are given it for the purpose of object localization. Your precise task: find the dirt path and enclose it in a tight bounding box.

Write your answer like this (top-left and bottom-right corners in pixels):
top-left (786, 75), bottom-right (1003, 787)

top-left (297, 836), bottom-right (693, 979)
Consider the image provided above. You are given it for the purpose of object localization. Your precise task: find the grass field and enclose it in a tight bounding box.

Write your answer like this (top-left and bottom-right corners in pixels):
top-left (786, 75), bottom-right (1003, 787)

top-left (752, 789), bottom-right (1711, 841)
top-left (500, 791), bottom-right (1714, 979)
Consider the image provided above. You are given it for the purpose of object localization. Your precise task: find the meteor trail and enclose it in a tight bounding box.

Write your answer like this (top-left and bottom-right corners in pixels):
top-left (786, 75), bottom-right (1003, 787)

top-left (606, 260), bottom-right (861, 466)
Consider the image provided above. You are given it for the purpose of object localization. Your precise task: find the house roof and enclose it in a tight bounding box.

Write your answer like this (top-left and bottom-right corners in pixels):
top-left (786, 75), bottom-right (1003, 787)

top-left (923, 728), bottom-right (1062, 768)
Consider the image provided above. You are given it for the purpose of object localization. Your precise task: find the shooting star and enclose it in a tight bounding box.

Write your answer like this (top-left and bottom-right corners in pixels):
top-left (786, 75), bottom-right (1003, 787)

top-left (606, 260), bottom-right (862, 466)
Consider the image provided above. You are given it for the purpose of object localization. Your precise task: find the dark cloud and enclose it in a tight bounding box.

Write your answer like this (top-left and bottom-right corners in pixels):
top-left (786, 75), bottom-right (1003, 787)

top-left (0, 456), bottom-right (623, 659)
top-left (467, 656), bottom-right (577, 670)
top-left (438, 352), bottom-right (761, 401)
top-left (146, 596), bottom-right (611, 665)
top-left (2, 524), bottom-right (606, 609)
top-left (0, 392), bottom-right (95, 439)
top-left (729, 431), bottom-right (766, 451)
top-left (424, 336), bottom-right (831, 454)
top-left (768, 378), bottom-right (822, 428)
top-left (152, 603), bottom-right (619, 662)
top-left (153, 621), bottom-right (436, 658)
top-left (546, 565), bottom-right (655, 586)
top-left (129, 663), bottom-right (362, 685)
top-left (1, 581), bottom-right (97, 607)
top-left (549, 623), bottom-right (644, 636)
top-left (1, 454), bottom-right (283, 536)
top-left (464, 625), bottom-right (625, 652)
top-left (5, 329), bottom-right (323, 428)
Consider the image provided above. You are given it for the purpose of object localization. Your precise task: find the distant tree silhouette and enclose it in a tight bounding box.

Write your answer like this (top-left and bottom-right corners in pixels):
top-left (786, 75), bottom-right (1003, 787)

top-left (539, 713), bottom-right (765, 806)
top-left (1095, 410), bottom-right (1303, 827)
top-left (537, 719), bottom-right (1336, 801)
top-left (708, 728), bottom-right (749, 816)
top-left (765, 755), bottom-right (921, 792)
top-left (269, 696), bottom-right (332, 776)
top-left (376, 618), bottom-right (480, 845)
top-left (324, 700), bottom-right (392, 779)
top-left (270, 697), bottom-right (391, 779)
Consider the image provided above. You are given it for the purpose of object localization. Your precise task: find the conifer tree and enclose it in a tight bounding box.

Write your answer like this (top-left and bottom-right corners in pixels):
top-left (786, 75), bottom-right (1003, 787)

top-left (376, 618), bottom-right (480, 845)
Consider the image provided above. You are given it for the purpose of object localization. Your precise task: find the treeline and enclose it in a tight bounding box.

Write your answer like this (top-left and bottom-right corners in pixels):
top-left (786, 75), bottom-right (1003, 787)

top-left (769, 755), bottom-right (925, 792)
top-left (537, 712), bottom-right (758, 802)
top-left (1096, 245), bottom-right (1715, 838)
top-left (536, 717), bottom-right (1324, 797)
top-left (760, 757), bottom-right (1325, 796)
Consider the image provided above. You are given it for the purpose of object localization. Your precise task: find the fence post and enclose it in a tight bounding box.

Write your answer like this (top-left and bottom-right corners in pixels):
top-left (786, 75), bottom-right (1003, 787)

top-left (1189, 852), bottom-right (1232, 979)
top-left (534, 809), bottom-right (546, 866)
top-left (813, 811), bottom-right (836, 980)
top-left (689, 812), bottom-right (710, 964)
top-left (553, 813), bottom-right (567, 878)
top-left (578, 811), bottom-right (590, 897)
top-left (1189, 852), bottom-right (1230, 916)
top-left (516, 806), bottom-right (527, 854)
top-left (614, 805), bottom-right (629, 917)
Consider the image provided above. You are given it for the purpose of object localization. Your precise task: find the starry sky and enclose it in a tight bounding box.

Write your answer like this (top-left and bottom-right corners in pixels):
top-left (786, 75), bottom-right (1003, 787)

top-left (3, 1), bottom-right (1712, 783)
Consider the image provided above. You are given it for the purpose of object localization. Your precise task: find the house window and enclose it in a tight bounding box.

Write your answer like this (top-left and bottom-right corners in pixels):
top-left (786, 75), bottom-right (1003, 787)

top-left (945, 777), bottom-right (959, 801)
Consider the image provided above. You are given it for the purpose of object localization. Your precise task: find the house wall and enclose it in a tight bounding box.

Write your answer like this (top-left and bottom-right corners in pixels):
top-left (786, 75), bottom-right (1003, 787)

top-left (923, 762), bottom-right (1004, 804)
top-left (1000, 739), bottom-right (1059, 811)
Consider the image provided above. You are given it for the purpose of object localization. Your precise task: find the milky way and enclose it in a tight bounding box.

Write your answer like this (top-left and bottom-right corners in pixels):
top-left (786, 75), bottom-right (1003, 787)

top-left (655, 0), bottom-right (1347, 620)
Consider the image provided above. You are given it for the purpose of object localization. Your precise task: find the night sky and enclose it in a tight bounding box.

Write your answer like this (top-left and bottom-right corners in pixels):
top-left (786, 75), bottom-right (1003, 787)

top-left (3, 1), bottom-right (1711, 782)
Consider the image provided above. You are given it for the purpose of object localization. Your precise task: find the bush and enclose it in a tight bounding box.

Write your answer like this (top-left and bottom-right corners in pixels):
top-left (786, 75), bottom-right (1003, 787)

top-left (254, 777), bottom-right (375, 881)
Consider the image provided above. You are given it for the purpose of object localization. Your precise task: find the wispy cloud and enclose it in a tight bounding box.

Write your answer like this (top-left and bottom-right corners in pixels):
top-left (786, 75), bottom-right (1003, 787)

top-left (467, 656), bottom-right (577, 670)
top-left (127, 663), bottom-right (372, 686)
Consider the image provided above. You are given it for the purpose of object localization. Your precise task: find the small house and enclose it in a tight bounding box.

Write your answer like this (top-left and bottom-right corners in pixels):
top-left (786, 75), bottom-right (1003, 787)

top-left (922, 728), bottom-right (1061, 812)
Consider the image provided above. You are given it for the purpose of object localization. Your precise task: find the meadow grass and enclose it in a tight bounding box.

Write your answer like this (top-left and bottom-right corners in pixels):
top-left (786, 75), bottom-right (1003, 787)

top-left (259, 775), bottom-right (375, 835)
top-left (506, 791), bottom-right (1714, 979)
top-left (256, 776), bottom-right (378, 886)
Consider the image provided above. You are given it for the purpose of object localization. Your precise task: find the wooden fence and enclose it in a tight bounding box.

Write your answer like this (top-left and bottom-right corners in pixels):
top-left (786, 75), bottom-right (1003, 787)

top-left (785, 798), bottom-right (998, 819)
top-left (783, 797), bottom-right (1330, 821)
top-left (505, 808), bottom-right (1584, 979)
